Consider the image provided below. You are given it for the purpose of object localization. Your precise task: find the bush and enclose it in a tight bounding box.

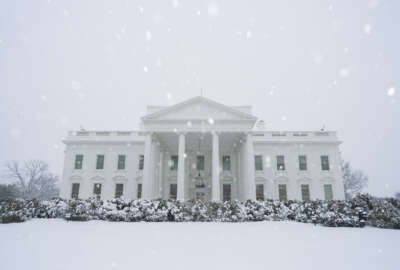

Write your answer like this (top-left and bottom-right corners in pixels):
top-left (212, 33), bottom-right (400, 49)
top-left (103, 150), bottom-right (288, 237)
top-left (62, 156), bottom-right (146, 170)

top-left (0, 194), bottom-right (399, 229)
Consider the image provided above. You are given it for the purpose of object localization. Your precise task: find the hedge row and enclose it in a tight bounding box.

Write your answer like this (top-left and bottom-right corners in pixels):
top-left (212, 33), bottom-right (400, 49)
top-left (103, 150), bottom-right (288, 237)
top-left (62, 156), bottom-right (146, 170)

top-left (1, 194), bottom-right (399, 229)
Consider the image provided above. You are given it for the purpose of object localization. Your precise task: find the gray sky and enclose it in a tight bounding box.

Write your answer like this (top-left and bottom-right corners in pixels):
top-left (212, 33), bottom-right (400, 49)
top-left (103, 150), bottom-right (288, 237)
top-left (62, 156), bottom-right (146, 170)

top-left (1, 0), bottom-right (399, 197)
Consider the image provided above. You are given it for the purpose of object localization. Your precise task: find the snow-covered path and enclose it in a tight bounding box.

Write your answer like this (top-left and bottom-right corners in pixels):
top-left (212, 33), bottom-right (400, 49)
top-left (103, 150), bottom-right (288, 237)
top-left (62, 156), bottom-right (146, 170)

top-left (0, 219), bottom-right (398, 270)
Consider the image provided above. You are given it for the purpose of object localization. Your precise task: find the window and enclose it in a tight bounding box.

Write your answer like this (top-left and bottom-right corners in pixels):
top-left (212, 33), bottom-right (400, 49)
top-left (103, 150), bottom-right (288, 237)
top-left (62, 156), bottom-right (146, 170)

top-left (196, 155), bottom-right (205, 170)
top-left (115, 183), bottom-right (124, 198)
top-left (170, 155), bottom-right (178, 170)
top-left (93, 183), bottom-right (102, 199)
top-left (169, 184), bottom-right (177, 200)
top-left (137, 183), bottom-right (142, 199)
top-left (324, 184), bottom-right (333, 200)
top-left (277, 155), bottom-right (285, 171)
top-left (278, 184), bottom-right (287, 201)
top-left (74, 154), bottom-right (83, 170)
top-left (321, 156), bottom-right (330, 171)
top-left (96, 155), bottom-right (104, 170)
top-left (117, 155), bottom-right (126, 170)
top-left (223, 184), bottom-right (231, 201)
top-left (256, 184), bottom-right (264, 201)
top-left (301, 184), bottom-right (310, 201)
top-left (71, 183), bottom-right (80, 199)
top-left (255, 155), bottom-right (263, 171)
top-left (222, 155), bottom-right (231, 171)
top-left (299, 155), bottom-right (307, 171)
top-left (138, 155), bottom-right (144, 170)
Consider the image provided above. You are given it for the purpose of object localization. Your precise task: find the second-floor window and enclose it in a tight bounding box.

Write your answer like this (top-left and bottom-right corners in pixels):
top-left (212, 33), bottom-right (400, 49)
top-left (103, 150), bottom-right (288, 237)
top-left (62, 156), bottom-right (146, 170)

top-left (74, 154), bottom-right (83, 170)
top-left (196, 155), bottom-right (205, 170)
top-left (170, 155), bottom-right (178, 170)
top-left (96, 155), bottom-right (104, 170)
top-left (222, 155), bottom-right (231, 171)
top-left (321, 155), bottom-right (330, 171)
top-left (117, 155), bottom-right (126, 170)
top-left (299, 155), bottom-right (307, 171)
top-left (277, 155), bottom-right (285, 171)
top-left (255, 155), bottom-right (263, 171)
top-left (138, 155), bottom-right (144, 170)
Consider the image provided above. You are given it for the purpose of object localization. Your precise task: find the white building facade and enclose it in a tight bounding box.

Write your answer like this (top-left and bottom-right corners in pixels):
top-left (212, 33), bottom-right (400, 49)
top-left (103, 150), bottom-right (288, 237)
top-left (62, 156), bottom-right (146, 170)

top-left (60, 96), bottom-right (345, 202)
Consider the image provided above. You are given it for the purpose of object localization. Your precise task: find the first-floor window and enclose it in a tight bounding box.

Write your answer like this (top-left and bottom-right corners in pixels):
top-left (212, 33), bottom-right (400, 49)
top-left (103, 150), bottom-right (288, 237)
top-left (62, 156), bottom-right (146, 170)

top-left (137, 183), bottom-right (142, 199)
top-left (71, 183), bottom-right (80, 199)
top-left (93, 183), bottom-right (102, 199)
top-left (278, 184), bottom-right (287, 201)
top-left (256, 184), bottom-right (264, 201)
top-left (169, 184), bottom-right (177, 200)
top-left (301, 184), bottom-right (310, 201)
top-left (115, 183), bottom-right (124, 198)
top-left (74, 154), bottom-right (83, 170)
top-left (223, 184), bottom-right (231, 201)
top-left (139, 155), bottom-right (144, 170)
top-left (324, 184), bottom-right (333, 200)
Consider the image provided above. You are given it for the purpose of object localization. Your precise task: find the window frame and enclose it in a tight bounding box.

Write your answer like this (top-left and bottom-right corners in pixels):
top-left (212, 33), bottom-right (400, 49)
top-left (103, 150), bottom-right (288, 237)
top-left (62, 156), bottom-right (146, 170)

top-left (255, 155), bottom-right (263, 171)
top-left (71, 183), bottom-right (80, 199)
top-left (324, 184), bottom-right (333, 200)
top-left (301, 184), bottom-right (310, 201)
top-left (117, 155), bottom-right (126, 170)
top-left (222, 155), bottom-right (231, 171)
top-left (256, 184), bottom-right (264, 201)
top-left (93, 183), bottom-right (102, 199)
top-left (278, 184), bottom-right (287, 201)
top-left (277, 155), bottom-right (285, 171)
top-left (169, 183), bottom-right (177, 200)
top-left (138, 155), bottom-right (144, 170)
top-left (223, 184), bottom-right (231, 201)
top-left (96, 155), bottom-right (105, 170)
top-left (298, 155), bottom-right (307, 171)
top-left (196, 155), bottom-right (205, 171)
top-left (115, 183), bottom-right (124, 198)
top-left (137, 183), bottom-right (142, 199)
top-left (74, 154), bottom-right (83, 170)
top-left (321, 155), bottom-right (330, 171)
top-left (170, 155), bottom-right (178, 170)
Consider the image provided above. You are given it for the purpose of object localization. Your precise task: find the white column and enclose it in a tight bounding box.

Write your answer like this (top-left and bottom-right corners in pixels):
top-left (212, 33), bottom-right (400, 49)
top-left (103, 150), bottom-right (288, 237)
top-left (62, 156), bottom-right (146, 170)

top-left (245, 132), bottom-right (256, 200)
top-left (158, 149), bottom-right (164, 199)
top-left (142, 133), bottom-right (153, 200)
top-left (212, 132), bottom-right (220, 201)
top-left (177, 133), bottom-right (186, 201)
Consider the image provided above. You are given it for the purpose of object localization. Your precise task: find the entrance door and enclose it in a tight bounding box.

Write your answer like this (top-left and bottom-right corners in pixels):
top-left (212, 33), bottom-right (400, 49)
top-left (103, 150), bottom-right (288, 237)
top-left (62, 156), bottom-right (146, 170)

top-left (223, 184), bottom-right (231, 201)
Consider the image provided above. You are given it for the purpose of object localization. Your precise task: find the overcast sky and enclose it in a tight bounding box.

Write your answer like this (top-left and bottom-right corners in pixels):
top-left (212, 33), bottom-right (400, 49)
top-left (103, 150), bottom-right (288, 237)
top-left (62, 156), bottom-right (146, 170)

top-left (1, 0), bottom-right (399, 197)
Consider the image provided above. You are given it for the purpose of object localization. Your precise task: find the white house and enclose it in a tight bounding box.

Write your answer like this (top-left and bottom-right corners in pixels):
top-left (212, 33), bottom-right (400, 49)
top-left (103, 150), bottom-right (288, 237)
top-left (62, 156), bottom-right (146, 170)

top-left (60, 96), bottom-right (345, 202)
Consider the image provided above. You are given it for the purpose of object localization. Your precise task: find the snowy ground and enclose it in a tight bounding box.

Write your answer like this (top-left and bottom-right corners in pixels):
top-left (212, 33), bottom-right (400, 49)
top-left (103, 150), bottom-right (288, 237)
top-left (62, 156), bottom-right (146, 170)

top-left (0, 220), bottom-right (399, 270)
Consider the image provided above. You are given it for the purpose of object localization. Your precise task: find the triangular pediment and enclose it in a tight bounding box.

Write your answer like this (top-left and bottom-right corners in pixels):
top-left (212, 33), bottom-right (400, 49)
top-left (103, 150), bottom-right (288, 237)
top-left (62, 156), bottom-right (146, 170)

top-left (142, 96), bottom-right (257, 122)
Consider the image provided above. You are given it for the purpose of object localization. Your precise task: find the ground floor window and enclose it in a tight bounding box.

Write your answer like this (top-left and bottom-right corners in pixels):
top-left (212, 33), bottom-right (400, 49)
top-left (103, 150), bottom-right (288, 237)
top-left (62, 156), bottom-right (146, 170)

top-left (115, 183), bottom-right (124, 198)
top-left (223, 184), bottom-right (231, 201)
top-left (256, 184), bottom-right (264, 201)
top-left (71, 183), bottom-right (80, 199)
top-left (324, 184), bottom-right (333, 200)
top-left (278, 184), bottom-right (287, 201)
top-left (93, 183), bottom-right (102, 199)
top-left (301, 184), bottom-right (310, 201)
top-left (137, 183), bottom-right (142, 199)
top-left (169, 184), bottom-right (177, 200)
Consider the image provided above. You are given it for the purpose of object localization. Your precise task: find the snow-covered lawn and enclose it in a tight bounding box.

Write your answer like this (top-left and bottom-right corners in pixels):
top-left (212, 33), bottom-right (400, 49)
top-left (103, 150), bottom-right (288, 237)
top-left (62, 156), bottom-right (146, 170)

top-left (0, 219), bottom-right (399, 270)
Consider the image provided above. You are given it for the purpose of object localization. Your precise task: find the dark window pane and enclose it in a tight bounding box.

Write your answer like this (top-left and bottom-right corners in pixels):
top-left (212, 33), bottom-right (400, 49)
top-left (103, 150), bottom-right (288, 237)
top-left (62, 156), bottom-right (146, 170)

top-left (137, 183), bottom-right (142, 199)
top-left (277, 155), bottom-right (285, 171)
top-left (301, 184), bottom-right (310, 201)
top-left (223, 155), bottom-right (231, 171)
top-left (115, 183), bottom-right (124, 198)
top-left (255, 155), bottom-right (263, 171)
top-left (321, 156), bottom-right (330, 171)
top-left (96, 155), bottom-right (104, 170)
top-left (170, 155), bottom-right (178, 170)
top-left (196, 155), bottom-right (205, 170)
top-left (118, 155), bottom-right (126, 170)
top-left (139, 155), bottom-right (144, 170)
top-left (223, 184), bottom-right (231, 201)
top-left (279, 184), bottom-right (287, 201)
top-left (169, 184), bottom-right (177, 200)
top-left (324, 184), bottom-right (333, 200)
top-left (74, 155), bottom-right (83, 170)
top-left (93, 183), bottom-right (102, 199)
top-left (71, 183), bottom-right (80, 199)
top-left (256, 184), bottom-right (264, 201)
top-left (299, 155), bottom-right (307, 171)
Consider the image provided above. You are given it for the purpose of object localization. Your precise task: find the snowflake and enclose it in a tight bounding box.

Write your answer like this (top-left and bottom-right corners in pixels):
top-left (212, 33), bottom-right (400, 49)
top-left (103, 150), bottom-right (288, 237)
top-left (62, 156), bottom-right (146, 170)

top-left (387, 87), bottom-right (395, 97)
top-left (143, 66), bottom-right (149, 72)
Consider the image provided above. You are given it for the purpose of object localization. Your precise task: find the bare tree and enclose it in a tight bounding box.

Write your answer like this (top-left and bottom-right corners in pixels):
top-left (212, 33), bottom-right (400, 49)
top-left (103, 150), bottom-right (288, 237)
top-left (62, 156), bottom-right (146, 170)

top-left (0, 184), bottom-right (20, 200)
top-left (3, 160), bottom-right (59, 200)
top-left (341, 160), bottom-right (368, 200)
top-left (395, 192), bottom-right (400, 200)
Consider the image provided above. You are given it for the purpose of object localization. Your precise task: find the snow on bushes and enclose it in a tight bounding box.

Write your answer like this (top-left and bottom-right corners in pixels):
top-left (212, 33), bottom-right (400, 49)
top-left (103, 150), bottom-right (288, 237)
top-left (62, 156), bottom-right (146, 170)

top-left (0, 194), bottom-right (399, 229)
